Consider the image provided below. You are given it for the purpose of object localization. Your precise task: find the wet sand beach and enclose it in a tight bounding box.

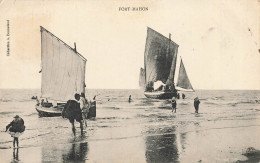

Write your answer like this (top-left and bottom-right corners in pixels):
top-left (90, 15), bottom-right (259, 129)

top-left (0, 89), bottom-right (260, 162)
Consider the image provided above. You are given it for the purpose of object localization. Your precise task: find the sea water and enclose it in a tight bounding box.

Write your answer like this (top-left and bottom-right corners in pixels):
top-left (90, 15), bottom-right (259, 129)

top-left (0, 89), bottom-right (260, 162)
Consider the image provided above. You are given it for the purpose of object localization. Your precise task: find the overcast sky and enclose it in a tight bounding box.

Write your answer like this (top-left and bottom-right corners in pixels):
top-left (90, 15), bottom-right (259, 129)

top-left (0, 0), bottom-right (259, 90)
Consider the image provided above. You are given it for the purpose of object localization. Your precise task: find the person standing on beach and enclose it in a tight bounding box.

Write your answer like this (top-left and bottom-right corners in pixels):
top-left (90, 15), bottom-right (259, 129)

top-left (177, 93), bottom-right (180, 99)
top-left (171, 97), bottom-right (177, 113)
top-left (194, 97), bottom-right (200, 113)
top-left (5, 115), bottom-right (25, 148)
top-left (128, 95), bottom-right (132, 103)
top-left (80, 93), bottom-right (89, 128)
top-left (182, 93), bottom-right (185, 99)
top-left (41, 99), bottom-right (44, 106)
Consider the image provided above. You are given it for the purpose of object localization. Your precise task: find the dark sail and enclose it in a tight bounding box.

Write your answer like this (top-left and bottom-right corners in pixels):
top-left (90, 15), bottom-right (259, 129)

top-left (139, 68), bottom-right (145, 89)
top-left (165, 43), bottom-right (178, 89)
top-left (144, 27), bottom-right (179, 89)
top-left (176, 59), bottom-right (193, 90)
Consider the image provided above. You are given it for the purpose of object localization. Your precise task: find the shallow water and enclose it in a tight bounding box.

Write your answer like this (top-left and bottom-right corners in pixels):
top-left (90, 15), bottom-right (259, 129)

top-left (0, 89), bottom-right (260, 162)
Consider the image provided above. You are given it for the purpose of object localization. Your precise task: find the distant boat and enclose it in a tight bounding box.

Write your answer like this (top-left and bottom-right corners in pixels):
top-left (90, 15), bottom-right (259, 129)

top-left (31, 96), bottom-right (37, 99)
top-left (36, 26), bottom-right (96, 117)
top-left (139, 27), bottom-right (194, 99)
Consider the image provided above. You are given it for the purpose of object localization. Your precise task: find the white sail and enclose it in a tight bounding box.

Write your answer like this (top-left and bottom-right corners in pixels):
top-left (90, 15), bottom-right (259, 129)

top-left (176, 59), bottom-right (193, 91)
top-left (41, 27), bottom-right (86, 101)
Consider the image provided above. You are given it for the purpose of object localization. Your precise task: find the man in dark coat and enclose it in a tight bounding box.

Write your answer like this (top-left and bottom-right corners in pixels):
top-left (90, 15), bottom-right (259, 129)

top-left (194, 97), bottom-right (200, 113)
top-left (62, 94), bottom-right (83, 136)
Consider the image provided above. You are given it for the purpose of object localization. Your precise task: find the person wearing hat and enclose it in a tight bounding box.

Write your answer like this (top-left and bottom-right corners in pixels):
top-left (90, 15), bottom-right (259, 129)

top-left (5, 115), bottom-right (25, 148)
top-left (194, 97), bottom-right (200, 113)
top-left (171, 97), bottom-right (177, 113)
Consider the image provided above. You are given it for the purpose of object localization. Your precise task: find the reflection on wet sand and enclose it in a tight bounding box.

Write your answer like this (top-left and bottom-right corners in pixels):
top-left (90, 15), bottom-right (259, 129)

top-left (180, 133), bottom-right (187, 152)
top-left (62, 142), bottom-right (89, 162)
top-left (41, 141), bottom-right (88, 162)
top-left (145, 126), bottom-right (180, 162)
top-left (12, 148), bottom-right (19, 162)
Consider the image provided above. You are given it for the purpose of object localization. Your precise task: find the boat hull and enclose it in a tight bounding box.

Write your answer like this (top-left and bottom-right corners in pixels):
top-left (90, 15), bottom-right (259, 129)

top-left (144, 91), bottom-right (177, 99)
top-left (35, 105), bottom-right (62, 117)
top-left (35, 101), bottom-right (97, 118)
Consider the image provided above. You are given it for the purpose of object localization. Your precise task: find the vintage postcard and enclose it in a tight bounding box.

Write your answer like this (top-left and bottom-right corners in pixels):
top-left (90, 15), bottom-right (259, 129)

top-left (0, 0), bottom-right (260, 162)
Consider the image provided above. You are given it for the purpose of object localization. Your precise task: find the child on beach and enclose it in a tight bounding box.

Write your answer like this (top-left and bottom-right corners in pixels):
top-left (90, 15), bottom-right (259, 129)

top-left (5, 115), bottom-right (25, 148)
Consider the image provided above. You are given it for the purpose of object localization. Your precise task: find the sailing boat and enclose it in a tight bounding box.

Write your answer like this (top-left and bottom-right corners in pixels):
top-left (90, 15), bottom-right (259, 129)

top-left (139, 27), bottom-right (194, 99)
top-left (35, 26), bottom-right (96, 117)
top-left (175, 58), bottom-right (194, 92)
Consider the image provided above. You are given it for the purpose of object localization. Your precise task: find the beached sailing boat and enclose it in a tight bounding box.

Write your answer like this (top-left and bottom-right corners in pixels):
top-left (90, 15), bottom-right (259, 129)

top-left (139, 27), bottom-right (194, 99)
top-left (35, 26), bottom-right (96, 117)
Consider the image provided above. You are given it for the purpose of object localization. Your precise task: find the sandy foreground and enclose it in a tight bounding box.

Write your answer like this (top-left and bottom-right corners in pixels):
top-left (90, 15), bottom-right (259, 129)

top-left (1, 119), bottom-right (260, 163)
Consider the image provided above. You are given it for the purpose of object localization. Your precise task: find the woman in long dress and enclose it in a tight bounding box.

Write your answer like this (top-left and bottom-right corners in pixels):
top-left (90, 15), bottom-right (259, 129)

top-left (6, 115), bottom-right (25, 148)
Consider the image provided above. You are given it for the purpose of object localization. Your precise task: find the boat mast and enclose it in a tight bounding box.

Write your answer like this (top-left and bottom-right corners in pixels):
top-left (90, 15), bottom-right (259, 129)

top-left (40, 27), bottom-right (43, 99)
top-left (168, 33), bottom-right (175, 91)
top-left (167, 33), bottom-right (171, 72)
top-left (144, 47), bottom-right (146, 84)
top-left (168, 33), bottom-right (171, 46)
top-left (74, 42), bottom-right (77, 52)
top-left (144, 28), bottom-right (147, 85)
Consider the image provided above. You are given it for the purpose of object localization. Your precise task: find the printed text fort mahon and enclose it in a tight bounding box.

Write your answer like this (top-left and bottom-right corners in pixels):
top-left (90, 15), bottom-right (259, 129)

top-left (119, 7), bottom-right (148, 11)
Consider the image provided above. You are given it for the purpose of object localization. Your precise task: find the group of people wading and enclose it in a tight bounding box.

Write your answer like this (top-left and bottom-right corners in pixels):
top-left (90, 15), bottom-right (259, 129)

top-left (62, 93), bottom-right (90, 136)
top-left (5, 93), bottom-right (90, 148)
top-left (171, 95), bottom-right (200, 113)
top-left (5, 92), bottom-right (200, 148)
